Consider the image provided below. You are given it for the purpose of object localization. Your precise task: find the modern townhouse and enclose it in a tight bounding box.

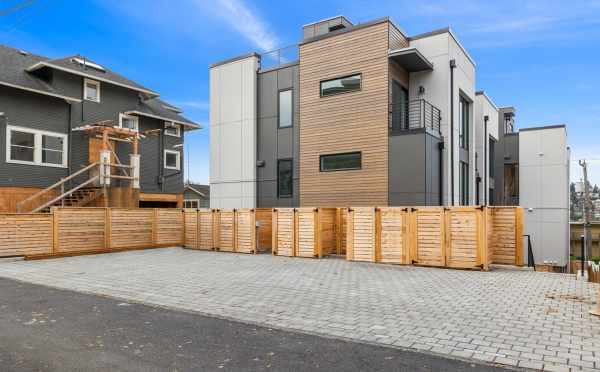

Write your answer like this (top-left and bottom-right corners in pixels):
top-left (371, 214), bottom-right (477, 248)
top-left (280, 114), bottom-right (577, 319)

top-left (209, 15), bottom-right (570, 267)
top-left (0, 44), bottom-right (200, 213)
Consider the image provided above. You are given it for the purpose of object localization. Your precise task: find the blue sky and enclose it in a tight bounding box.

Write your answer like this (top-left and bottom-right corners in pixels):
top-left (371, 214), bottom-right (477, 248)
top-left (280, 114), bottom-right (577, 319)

top-left (2, 0), bottom-right (600, 184)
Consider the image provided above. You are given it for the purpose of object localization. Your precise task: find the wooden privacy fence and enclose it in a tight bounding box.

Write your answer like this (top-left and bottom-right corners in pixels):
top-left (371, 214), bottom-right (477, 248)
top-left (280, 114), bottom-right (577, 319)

top-left (345, 206), bottom-right (523, 270)
top-left (183, 208), bottom-right (272, 254)
top-left (272, 208), bottom-right (338, 258)
top-left (0, 207), bottom-right (184, 259)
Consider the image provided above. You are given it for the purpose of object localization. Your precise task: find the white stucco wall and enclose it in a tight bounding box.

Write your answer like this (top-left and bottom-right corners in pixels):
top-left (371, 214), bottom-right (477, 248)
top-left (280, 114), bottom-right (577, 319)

top-left (209, 55), bottom-right (259, 208)
top-left (474, 92), bottom-right (499, 204)
top-left (519, 126), bottom-right (570, 266)
top-left (409, 30), bottom-right (476, 205)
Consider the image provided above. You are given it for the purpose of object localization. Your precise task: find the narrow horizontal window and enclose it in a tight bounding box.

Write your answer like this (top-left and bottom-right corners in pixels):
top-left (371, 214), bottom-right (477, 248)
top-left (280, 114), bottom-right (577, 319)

top-left (6, 125), bottom-right (67, 167)
top-left (320, 74), bottom-right (361, 97)
top-left (164, 150), bottom-right (180, 170)
top-left (164, 122), bottom-right (181, 137)
top-left (320, 152), bottom-right (361, 172)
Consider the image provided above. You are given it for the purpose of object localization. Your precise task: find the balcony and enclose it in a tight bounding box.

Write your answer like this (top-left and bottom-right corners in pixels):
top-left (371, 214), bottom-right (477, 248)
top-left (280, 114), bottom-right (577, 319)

top-left (259, 45), bottom-right (299, 71)
top-left (389, 99), bottom-right (441, 135)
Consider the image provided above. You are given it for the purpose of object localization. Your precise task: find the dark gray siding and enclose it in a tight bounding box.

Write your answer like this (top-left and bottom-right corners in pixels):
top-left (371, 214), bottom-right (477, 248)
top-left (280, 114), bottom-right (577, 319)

top-left (1, 68), bottom-right (184, 194)
top-left (256, 63), bottom-right (299, 207)
top-left (388, 131), bottom-right (442, 206)
top-left (493, 109), bottom-right (519, 205)
top-left (0, 85), bottom-right (70, 187)
top-left (183, 189), bottom-right (209, 208)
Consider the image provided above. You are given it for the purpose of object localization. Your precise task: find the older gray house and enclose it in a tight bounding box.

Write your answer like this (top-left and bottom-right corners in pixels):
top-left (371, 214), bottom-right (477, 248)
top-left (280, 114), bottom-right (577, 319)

top-left (0, 44), bottom-right (200, 212)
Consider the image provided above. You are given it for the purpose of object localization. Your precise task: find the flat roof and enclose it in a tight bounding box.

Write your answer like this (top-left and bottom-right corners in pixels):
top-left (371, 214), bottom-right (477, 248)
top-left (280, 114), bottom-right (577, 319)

top-left (210, 52), bottom-right (260, 69)
top-left (520, 124), bottom-right (566, 132)
top-left (475, 90), bottom-right (499, 111)
top-left (409, 27), bottom-right (476, 68)
top-left (389, 48), bottom-right (433, 72)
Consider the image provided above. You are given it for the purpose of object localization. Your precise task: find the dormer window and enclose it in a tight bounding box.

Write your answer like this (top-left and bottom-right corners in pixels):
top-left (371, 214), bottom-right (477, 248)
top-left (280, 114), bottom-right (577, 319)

top-left (84, 78), bottom-right (100, 102)
top-left (73, 57), bottom-right (106, 72)
top-left (164, 122), bottom-right (181, 137)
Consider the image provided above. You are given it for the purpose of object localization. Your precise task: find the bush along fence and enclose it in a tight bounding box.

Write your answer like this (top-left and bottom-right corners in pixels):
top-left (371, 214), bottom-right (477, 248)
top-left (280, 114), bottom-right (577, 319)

top-left (0, 206), bottom-right (524, 271)
top-left (0, 207), bottom-right (184, 259)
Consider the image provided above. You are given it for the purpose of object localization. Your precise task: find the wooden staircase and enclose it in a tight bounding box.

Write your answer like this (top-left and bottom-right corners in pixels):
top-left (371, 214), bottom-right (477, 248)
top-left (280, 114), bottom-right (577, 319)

top-left (37, 187), bottom-right (102, 213)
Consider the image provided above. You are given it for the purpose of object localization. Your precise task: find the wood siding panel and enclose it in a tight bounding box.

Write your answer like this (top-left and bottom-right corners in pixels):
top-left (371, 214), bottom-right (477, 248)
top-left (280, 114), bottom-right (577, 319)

top-left (217, 210), bottom-right (235, 252)
top-left (198, 209), bottom-right (215, 250)
top-left (156, 209), bottom-right (183, 246)
top-left (273, 208), bottom-right (295, 257)
top-left (56, 208), bottom-right (105, 253)
top-left (413, 208), bottom-right (445, 267)
top-left (255, 208), bottom-right (272, 252)
top-left (296, 208), bottom-right (316, 257)
top-left (347, 207), bottom-right (376, 262)
top-left (299, 22), bottom-right (391, 206)
top-left (0, 214), bottom-right (53, 256)
top-left (184, 210), bottom-right (198, 248)
top-left (488, 207), bottom-right (522, 265)
top-left (379, 207), bottom-right (409, 264)
top-left (110, 209), bottom-right (154, 249)
top-left (235, 209), bottom-right (255, 254)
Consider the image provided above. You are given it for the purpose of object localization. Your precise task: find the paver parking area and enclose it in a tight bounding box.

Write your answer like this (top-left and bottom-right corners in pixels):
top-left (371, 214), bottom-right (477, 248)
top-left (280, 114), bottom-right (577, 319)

top-left (0, 248), bottom-right (598, 371)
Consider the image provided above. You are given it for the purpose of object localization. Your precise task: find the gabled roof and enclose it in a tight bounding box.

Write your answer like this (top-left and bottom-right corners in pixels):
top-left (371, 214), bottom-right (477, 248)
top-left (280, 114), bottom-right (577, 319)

top-left (26, 54), bottom-right (159, 97)
top-left (0, 44), bottom-right (200, 129)
top-left (0, 44), bottom-right (81, 102)
top-left (185, 183), bottom-right (209, 198)
top-left (127, 98), bottom-right (201, 129)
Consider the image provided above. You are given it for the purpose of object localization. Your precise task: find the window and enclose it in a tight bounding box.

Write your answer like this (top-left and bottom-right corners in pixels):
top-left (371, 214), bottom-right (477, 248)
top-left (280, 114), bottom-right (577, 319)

top-left (164, 150), bottom-right (180, 170)
top-left (320, 152), bottom-right (361, 172)
top-left (278, 89), bottom-right (293, 128)
top-left (320, 74), bottom-right (361, 97)
top-left (277, 159), bottom-right (293, 198)
top-left (460, 161), bottom-right (469, 205)
top-left (459, 95), bottom-right (469, 149)
top-left (84, 78), bottom-right (100, 102)
top-left (488, 138), bottom-right (495, 178)
top-left (504, 115), bottom-right (514, 134)
top-left (6, 125), bottom-right (67, 167)
top-left (184, 200), bottom-right (200, 209)
top-left (164, 122), bottom-right (181, 137)
top-left (119, 113), bottom-right (139, 132)
top-left (391, 80), bottom-right (409, 132)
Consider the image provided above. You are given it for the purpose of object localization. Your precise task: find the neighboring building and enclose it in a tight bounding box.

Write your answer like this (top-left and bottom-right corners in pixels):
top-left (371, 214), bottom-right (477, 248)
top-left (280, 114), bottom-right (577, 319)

top-left (0, 44), bottom-right (200, 212)
top-left (183, 183), bottom-right (210, 208)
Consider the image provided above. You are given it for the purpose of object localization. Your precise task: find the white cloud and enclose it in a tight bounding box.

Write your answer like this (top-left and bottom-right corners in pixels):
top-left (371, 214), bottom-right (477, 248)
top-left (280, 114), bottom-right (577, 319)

top-left (211, 0), bottom-right (278, 51)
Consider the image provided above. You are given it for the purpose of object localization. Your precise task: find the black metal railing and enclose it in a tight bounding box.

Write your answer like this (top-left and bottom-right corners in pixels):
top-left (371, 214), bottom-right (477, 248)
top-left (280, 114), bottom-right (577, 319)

top-left (389, 99), bottom-right (441, 134)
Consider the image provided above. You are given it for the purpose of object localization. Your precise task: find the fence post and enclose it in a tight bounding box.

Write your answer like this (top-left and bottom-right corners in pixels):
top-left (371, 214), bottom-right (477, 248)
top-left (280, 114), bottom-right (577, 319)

top-left (52, 207), bottom-right (59, 254)
top-left (152, 209), bottom-right (158, 247)
top-left (105, 208), bottom-right (111, 251)
top-left (480, 207), bottom-right (489, 271)
top-left (374, 207), bottom-right (381, 263)
top-left (346, 208), bottom-right (354, 260)
top-left (272, 209), bottom-right (278, 255)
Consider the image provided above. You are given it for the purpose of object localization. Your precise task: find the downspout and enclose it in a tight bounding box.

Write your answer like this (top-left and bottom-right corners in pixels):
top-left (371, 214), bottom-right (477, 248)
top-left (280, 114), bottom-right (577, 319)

top-left (449, 59), bottom-right (456, 205)
top-left (483, 115), bottom-right (489, 205)
top-left (439, 141), bottom-right (444, 205)
top-left (67, 101), bottom-right (73, 188)
top-left (159, 126), bottom-right (164, 192)
top-left (475, 152), bottom-right (480, 205)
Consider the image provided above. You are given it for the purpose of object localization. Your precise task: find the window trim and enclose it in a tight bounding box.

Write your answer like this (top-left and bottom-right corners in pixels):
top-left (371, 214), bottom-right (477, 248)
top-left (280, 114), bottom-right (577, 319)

top-left (184, 199), bottom-right (200, 209)
top-left (164, 122), bottom-right (181, 137)
top-left (5, 125), bottom-right (68, 168)
top-left (118, 113), bottom-right (139, 132)
top-left (320, 73), bottom-right (362, 98)
top-left (319, 151), bottom-right (362, 172)
top-left (277, 158), bottom-right (293, 198)
top-left (83, 78), bottom-right (101, 102)
top-left (164, 149), bottom-right (181, 170)
top-left (277, 89), bottom-right (293, 129)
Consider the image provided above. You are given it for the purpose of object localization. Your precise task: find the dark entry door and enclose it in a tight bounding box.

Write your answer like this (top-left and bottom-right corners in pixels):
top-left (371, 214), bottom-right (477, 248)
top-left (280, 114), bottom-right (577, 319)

top-left (391, 81), bottom-right (408, 132)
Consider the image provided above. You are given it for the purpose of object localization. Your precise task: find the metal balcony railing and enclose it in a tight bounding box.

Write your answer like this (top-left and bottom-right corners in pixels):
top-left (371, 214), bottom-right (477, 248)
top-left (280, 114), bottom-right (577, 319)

top-left (259, 45), bottom-right (299, 70)
top-left (389, 99), bottom-right (441, 134)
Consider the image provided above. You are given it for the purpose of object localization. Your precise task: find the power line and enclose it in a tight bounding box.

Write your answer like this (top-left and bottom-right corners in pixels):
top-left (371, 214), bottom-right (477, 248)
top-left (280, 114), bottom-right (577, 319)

top-left (0, 0), bottom-right (38, 17)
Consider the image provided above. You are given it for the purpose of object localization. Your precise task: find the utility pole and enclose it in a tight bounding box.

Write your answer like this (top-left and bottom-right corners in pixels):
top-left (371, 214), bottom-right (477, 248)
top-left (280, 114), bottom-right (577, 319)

top-left (579, 159), bottom-right (592, 273)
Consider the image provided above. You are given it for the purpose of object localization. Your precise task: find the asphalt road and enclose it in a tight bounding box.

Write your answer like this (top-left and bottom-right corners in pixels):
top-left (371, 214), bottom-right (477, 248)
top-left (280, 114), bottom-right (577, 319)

top-left (0, 277), bottom-right (516, 372)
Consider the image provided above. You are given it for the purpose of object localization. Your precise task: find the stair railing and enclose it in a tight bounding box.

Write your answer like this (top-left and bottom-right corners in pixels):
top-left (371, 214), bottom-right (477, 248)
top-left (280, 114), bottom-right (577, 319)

top-left (16, 162), bottom-right (99, 213)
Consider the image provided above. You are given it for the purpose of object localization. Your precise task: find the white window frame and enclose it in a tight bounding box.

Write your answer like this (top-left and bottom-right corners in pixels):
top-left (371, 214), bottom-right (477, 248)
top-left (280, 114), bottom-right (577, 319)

top-left (184, 199), bottom-right (200, 209)
top-left (5, 125), bottom-right (68, 168)
top-left (164, 149), bottom-right (180, 170)
top-left (164, 122), bottom-right (181, 137)
top-left (118, 113), bottom-right (139, 132)
top-left (83, 78), bottom-right (101, 102)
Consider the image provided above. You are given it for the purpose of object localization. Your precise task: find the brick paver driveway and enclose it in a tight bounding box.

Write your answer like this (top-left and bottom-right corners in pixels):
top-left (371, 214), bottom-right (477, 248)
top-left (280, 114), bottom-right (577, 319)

top-left (0, 248), bottom-right (598, 371)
